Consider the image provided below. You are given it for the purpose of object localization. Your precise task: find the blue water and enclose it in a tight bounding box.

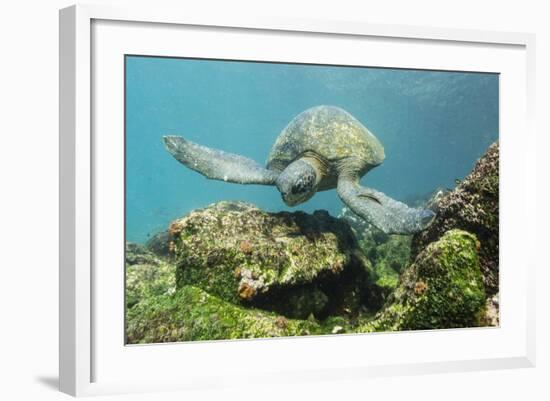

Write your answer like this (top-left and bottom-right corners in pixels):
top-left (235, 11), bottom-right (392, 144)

top-left (125, 56), bottom-right (498, 243)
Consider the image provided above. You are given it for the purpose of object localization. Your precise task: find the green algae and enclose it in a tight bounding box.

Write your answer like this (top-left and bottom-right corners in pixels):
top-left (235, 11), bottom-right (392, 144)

top-left (359, 230), bottom-right (486, 332)
top-left (125, 138), bottom-right (501, 344)
top-left (357, 233), bottom-right (412, 304)
top-left (411, 142), bottom-right (499, 294)
top-left (169, 202), bottom-right (372, 318)
top-left (125, 243), bottom-right (176, 309)
top-left (126, 286), bottom-right (322, 344)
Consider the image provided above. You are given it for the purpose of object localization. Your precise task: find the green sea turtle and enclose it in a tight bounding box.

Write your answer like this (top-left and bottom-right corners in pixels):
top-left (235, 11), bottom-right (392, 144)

top-left (163, 105), bottom-right (435, 234)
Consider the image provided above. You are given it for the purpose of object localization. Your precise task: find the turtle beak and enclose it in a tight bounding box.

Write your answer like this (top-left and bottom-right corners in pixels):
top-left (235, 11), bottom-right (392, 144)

top-left (282, 193), bottom-right (298, 207)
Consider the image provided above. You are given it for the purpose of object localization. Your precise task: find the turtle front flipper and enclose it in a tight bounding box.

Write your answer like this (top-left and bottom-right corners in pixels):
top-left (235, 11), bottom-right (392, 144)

top-left (337, 176), bottom-right (435, 235)
top-left (163, 136), bottom-right (278, 185)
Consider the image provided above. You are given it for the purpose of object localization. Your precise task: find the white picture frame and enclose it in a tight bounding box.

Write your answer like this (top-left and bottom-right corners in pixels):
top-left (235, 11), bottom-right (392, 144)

top-left (59, 3), bottom-right (536, 397)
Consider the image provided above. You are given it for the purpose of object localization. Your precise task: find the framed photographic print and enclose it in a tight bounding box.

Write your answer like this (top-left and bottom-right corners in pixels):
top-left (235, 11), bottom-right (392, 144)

top-left (59, 4), bottom-right (536, 397)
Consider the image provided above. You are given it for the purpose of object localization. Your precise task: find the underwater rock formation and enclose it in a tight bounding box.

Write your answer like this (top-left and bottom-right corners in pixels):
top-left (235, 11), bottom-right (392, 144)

top-left (368, 235), bottom-right (412, 296)
top-left (126, 140), bottom-right (500, 343)
top-left (168, 201), bottom-right (376, 319)
top-left (340, 206), bottom-right (412, 300)
top-left (145, 230), bottom-right (172, 259)
top-left (411, 142), bottom-right (499, 295)
top-left (360, 230), bottom-right (486, 331)
top-left (125, 243), bottom-right (176, 309)
top-left (126, 285), bottom-right (322, 343)
top-left (479, 293), bottom-right (500, 327)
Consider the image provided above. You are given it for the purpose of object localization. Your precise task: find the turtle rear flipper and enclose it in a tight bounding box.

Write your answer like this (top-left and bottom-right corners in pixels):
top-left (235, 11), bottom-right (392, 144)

top-left (337, 176), bottom-right (435, 235)
top-left (163, 136), bottom-right (278, 185)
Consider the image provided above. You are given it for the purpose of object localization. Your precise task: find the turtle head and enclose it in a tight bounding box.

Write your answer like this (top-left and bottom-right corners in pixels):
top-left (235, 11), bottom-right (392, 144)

top-left (276, 159), bottom-right (318, 206)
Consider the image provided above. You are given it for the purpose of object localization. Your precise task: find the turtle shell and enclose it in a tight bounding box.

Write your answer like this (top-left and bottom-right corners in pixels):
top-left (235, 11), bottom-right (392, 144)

top-left (266, 106), bottom-right (385, 173)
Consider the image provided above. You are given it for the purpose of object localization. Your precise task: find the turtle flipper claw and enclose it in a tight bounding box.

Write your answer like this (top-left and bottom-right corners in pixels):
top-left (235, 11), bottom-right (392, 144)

top-left (337, 177), bottom-right (435, 235)
top-left (419, 209), bottom-right (436, 227)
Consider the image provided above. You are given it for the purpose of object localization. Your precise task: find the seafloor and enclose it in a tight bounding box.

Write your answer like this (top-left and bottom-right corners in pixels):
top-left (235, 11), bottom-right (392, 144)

top-left (125, 142), bottom-right (499, 344)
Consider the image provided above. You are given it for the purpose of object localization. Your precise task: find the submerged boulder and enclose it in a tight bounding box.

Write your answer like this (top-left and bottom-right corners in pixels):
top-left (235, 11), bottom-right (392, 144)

top-left (168, 201), bottom-right (375, 319)
top-left (145, 230), bottom-right (172, 259)
top-left (361, 234), bottom-right (412, 296)
top-left (126, 285), bottom-right (322, 344)
top-left (126, 140), bottom-right (500, 343)
top-left (340, 207), bottom-right (413, 302)
top-left (478, 293), bottom-right (500, 327)
top-left (411, 142), bottom-right (499, 295)
top-left (340, 205), bottom-right (413, 286)
top-left (125, 242), bottom-right (176, 309)
top-left (360, 230), bottom-right (486, 332)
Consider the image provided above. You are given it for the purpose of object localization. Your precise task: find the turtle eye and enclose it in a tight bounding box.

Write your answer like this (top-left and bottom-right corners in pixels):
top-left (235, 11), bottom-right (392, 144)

top-left (291, 183), bottom-right (304, 194)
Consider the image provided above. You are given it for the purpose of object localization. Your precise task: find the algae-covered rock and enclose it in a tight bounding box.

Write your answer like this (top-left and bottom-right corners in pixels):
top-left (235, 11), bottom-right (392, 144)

top-left (145, 230), bottom-right (172, 259)
top-left (340, 206), bottom-right (412, 300)
top-left (126, 242), bottom-right (155, 266)
top-left (478, 293), bottom-right (500, 327)
top-left (126, 141), bottom-right (499, 343)
top-left (360, 230), bottom-right (486, 332)
top-left (254, 285), bottom-right (329, 319)
top-left (411, 142), bottom-right (499, 294)
top-left (363, 235), bottom-right (412, 295)
top-left (168, 201), bottom-right (374, 319)
top-left (125, 242), bottom-right (176, 309)
top-left (126, 285), bottom-right (322, 344)
top-left (372, 235), bottom-right (412, 275)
